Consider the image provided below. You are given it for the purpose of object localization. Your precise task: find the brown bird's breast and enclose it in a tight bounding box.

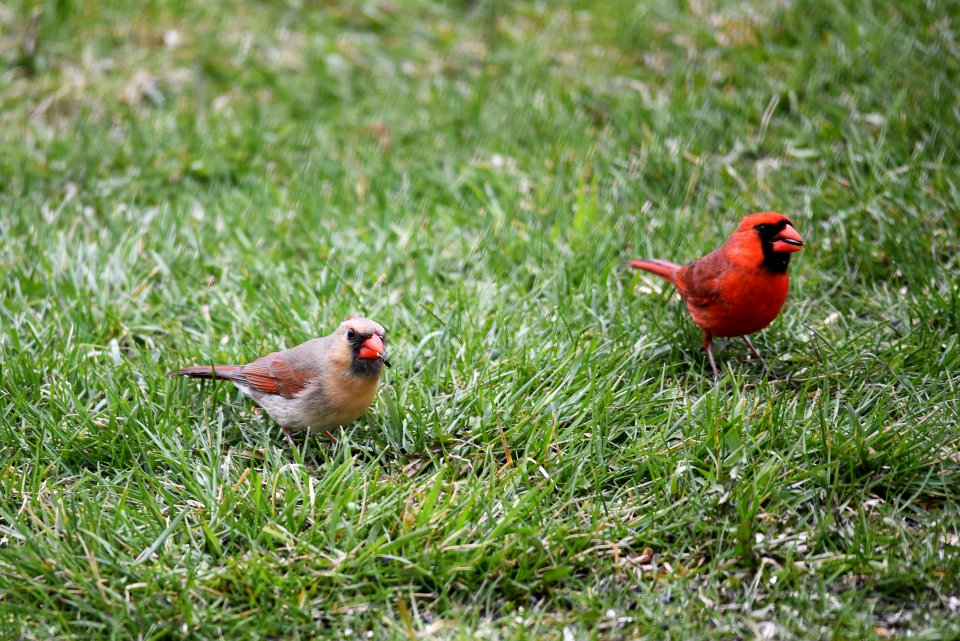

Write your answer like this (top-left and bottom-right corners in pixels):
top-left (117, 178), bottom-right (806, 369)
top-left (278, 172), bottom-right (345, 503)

top-left (329, 372), bottom-right (381, 425)
top-left (298, 370), bottom-right (381, 433)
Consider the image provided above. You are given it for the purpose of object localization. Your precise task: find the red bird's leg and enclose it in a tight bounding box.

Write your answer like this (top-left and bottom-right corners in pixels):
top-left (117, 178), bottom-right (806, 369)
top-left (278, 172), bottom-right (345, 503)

top-left (703, 332), bottom-right (719, 380)
top-left (742, 336), bottom-right (767, 370)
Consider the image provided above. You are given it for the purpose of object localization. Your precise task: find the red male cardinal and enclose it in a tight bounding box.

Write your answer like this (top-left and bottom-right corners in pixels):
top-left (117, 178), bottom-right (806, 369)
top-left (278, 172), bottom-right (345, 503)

top-left (628, 212), bottom-right (804, 379)
top-left (172, 317), bottom-right (390, 442)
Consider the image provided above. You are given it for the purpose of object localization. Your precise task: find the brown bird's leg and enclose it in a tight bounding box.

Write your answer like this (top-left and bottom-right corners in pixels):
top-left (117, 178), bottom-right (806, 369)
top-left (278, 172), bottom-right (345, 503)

top-left (703, 332), bottom-right (719, 380)
top-left (282, 427), bottom-right (296, 447)
top-left (323, 431), bottom-right (338, 444)
top-left (741, 336), bottom-right (767, 371)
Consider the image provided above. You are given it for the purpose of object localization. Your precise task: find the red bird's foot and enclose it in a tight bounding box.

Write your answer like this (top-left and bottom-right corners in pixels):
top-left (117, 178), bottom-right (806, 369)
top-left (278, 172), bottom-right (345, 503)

top-left (742, 336), bottom-right (768, 371)
top-left (705, 343), bottom-right (719, 380)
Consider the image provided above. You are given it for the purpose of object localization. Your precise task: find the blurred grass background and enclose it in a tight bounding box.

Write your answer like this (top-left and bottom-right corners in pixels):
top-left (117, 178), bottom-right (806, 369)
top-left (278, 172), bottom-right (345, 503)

top-left (1, 0), bottom-right (959, 638)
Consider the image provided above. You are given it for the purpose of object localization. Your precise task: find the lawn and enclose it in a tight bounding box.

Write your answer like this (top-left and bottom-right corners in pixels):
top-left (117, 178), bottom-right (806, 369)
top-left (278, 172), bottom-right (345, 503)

top-left (1, 0), bottom-right (959, 638)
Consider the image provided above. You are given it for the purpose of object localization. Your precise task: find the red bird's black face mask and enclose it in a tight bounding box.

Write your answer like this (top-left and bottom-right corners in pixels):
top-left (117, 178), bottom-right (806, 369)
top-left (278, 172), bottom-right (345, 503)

top-left (755, 219), bottom-right (804, 273)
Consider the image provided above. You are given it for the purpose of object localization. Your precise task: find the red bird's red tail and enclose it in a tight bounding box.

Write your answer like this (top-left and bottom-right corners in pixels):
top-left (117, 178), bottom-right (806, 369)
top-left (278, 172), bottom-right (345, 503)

top-left (170, 365), bottom-right (241, 379)
top-left (628, 258), bottom-right (681, 285)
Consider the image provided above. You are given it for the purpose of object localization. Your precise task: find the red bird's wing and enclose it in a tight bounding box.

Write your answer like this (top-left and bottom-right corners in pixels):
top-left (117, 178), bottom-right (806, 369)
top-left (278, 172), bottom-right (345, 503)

top-left (233, 353), bottom-right (318, 399)
top-left (677, 252), bottom-right (726, 309)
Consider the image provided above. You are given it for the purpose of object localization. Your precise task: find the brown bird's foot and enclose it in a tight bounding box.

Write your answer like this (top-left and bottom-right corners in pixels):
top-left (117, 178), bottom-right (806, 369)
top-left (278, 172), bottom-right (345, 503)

top-left (741, 336), bottom-right (768, 371)
top-left (282, 427), bottom-right (296, 447)
top-left (323, 431), bottom-right (338, 444)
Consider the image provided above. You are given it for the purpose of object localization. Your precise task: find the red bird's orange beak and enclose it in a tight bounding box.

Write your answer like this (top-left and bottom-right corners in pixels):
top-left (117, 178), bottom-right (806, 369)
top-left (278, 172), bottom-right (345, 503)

top-left (358, 334), bottom-right (386, 360)
top-left (772, 224), bottom-right (804, 253)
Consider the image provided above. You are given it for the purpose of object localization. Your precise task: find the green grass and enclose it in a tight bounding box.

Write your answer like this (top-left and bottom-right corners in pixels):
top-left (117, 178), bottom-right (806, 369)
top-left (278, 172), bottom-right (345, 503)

top-left (1, 0), bottom-right (959, 638)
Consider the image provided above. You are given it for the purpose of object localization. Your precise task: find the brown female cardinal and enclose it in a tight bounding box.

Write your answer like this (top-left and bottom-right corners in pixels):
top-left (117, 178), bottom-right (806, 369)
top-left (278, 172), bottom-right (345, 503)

top-left (628, 212), bottom-right (804, 379)
top-left (172, 317), bottom-right (390, 441)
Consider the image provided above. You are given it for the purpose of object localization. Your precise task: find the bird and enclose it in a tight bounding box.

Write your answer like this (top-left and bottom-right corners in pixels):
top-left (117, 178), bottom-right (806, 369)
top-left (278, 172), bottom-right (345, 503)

top-left (171, 317), bottom-right (391, 443)
top-left (628, 212), bottom-right (804, 379)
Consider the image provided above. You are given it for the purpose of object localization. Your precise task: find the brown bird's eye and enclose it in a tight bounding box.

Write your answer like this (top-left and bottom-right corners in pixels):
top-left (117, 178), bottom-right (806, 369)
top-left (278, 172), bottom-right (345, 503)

top-left (347, 328), bottom-right (356, 340)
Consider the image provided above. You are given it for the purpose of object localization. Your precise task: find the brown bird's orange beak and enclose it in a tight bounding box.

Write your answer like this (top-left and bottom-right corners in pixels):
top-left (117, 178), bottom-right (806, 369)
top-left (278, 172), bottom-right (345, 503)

top-left (358, 334), bottom-right (386, 360)
top-left (772, 224), bottom-right (804, 253)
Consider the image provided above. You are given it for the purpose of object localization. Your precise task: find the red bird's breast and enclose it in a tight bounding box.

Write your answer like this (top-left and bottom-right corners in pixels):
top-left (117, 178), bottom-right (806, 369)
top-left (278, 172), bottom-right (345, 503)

top-left (676, 250), bottom-right (791, 339)
top-left (702, 271), bottom-right (790, 337)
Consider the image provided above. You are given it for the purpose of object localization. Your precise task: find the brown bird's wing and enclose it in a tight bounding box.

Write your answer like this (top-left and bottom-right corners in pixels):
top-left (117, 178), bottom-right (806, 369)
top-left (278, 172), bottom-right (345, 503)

top-left (677, 251), bottom-right (727, 309)
top-left (232, 352), bottom-right (319, 399)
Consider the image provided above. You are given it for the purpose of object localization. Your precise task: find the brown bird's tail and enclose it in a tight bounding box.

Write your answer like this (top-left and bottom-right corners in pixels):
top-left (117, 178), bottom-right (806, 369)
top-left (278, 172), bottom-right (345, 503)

top-left (628, 258), bottom-right (681, 285)
top-left (170, 365), bottom-right (241, 380)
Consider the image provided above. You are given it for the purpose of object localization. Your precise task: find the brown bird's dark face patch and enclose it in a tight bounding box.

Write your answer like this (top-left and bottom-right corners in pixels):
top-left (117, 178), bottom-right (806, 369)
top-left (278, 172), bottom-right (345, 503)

top-left (345, 325), bottom-right (390, 377)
